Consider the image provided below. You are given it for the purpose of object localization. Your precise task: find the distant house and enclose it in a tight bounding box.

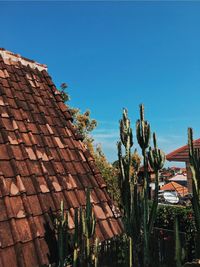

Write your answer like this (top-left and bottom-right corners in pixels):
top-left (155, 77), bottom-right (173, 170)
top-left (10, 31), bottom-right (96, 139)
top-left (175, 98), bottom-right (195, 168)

top-left (168, 174), bottom-right (187, 187)
top-left (0, 49), bottom-right (122, 267)
top-left (160, 181), bottom-right (188, 197)
top-left (166, 139), bottom-right (200, 193)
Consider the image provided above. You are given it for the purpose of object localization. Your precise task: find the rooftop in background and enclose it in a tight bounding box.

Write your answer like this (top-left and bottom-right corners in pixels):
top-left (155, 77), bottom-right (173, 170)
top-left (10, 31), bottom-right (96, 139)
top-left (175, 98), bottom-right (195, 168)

top-left (169, 174), bottom-right (187, 182)
top-left (160, 182), bottom-right (188, 197)
top-left (166, 139), bottom-right (200, 162)
top-left (0, 48), bottom-right (122, 267)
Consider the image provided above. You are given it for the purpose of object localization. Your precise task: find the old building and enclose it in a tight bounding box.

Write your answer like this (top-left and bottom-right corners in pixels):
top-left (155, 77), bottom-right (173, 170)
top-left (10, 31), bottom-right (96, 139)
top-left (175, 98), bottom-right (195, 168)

top-left (0, 49), bottom-right (122, 267)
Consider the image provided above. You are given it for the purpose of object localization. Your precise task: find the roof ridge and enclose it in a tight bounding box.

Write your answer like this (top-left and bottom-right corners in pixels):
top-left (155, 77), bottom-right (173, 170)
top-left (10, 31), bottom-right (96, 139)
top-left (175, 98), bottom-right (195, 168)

top-left (0, 48), bottom-right (47, 71)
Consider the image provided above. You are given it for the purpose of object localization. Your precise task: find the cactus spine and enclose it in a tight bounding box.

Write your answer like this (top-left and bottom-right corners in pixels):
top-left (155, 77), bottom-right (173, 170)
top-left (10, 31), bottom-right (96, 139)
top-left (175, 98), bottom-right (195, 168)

top-left (188, 128), bottom-right (200, 257)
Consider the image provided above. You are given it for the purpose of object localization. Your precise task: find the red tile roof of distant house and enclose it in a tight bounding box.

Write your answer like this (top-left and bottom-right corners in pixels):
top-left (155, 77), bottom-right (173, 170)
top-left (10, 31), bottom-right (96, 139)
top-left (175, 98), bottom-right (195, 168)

top-left (166, 139), bottom-right (200, 162)
top-left (0, 49), bottom-right (123, 267)
top-left (160, 182), bottom-right (188, 197)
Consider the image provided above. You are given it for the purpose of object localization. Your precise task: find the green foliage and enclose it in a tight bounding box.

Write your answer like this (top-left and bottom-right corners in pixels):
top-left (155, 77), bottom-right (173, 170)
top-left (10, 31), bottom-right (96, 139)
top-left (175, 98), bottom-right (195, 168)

top-left (58, 84), bottom-right (123, 208)
top-left (60, 83), bottom-right (70, 102)
top-left (155, 204), bottom-right (196, 261)
top-left (72, 109), bottom-right (97, 141)
top-left (155, 205), bottom-right (195, 233)
top-left (93, 145), bottom-right (120, 204)
top-left (152, 196), bottom-right (195, 236)
top-left (59, 83), bottom-right (97, 142)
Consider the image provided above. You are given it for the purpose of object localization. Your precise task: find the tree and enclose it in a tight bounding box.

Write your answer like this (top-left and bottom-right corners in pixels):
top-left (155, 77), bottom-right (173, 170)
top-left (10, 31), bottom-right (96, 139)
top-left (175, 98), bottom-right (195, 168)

top-left (59, 84), bottom-right (121, 203)
top-left (93, 145), bottom-right (120, 204)
top-left (59, 84), bottom-right (97, 146)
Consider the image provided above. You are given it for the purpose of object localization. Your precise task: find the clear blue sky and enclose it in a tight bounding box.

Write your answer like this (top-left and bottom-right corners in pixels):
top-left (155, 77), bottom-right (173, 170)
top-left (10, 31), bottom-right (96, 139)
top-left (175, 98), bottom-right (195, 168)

top-left (1, 1), bottom-right (200, 165)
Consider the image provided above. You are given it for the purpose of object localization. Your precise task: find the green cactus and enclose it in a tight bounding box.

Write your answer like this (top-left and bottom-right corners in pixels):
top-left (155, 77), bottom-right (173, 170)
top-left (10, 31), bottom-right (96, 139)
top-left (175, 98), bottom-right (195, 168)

top-left (118, 105), bottom-right (165, 267)
top-left (118, 109), bottom-right (137, 267)
top-left (136, 104), bottom-right (151, 267)
top-left (188, 128), bottom-right (200, 257)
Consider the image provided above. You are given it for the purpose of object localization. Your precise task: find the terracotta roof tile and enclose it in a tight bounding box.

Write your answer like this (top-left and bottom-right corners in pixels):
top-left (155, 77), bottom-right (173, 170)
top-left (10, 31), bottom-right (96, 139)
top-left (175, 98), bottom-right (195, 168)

top-left (0, 246), bottom-right (18, 267)
top-left (0, 221), bottom-right (14, 247)
top-left (0, 49), bottom-right (123, 266)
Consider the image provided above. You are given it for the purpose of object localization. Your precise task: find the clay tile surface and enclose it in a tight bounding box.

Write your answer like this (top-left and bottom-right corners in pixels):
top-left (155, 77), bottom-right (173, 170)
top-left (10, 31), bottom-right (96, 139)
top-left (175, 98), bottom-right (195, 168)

top-left (0, 49), bottom-right (122, 266)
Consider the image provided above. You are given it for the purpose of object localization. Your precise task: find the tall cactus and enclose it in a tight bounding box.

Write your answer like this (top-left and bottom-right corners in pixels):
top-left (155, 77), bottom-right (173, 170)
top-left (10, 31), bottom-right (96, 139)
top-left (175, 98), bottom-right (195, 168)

top-left (118, 105), bottom-right (165, 267)
top-left (136, 104), bottom-right (151, 267)
top-left (188, 128), bottom-right (200, 257)
top-left (137, 105), bottom-right (165, 267)
top-left (118, 108), bottom-right (136, 267)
